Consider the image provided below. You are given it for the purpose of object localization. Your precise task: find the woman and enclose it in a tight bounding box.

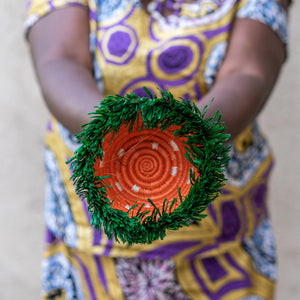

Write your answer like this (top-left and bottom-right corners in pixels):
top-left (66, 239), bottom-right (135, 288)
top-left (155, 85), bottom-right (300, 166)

top-left (26, 0), bottom-right (291, 299)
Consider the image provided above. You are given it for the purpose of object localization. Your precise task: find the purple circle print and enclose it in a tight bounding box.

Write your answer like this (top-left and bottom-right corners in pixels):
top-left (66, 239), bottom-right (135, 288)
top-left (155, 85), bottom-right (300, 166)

top-left (108, 31), bottom-right (131, 58)
top-left (100, 25), bottom-right (138, 65)
top-left (158, 45), bottom-right (193, 74)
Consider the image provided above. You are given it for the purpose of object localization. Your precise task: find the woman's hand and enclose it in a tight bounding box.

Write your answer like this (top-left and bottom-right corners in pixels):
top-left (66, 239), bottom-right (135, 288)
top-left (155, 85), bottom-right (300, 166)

top-left (28, 6), bottom-right (103, 134)
top-left (198, 15), bottom-right (287, 139)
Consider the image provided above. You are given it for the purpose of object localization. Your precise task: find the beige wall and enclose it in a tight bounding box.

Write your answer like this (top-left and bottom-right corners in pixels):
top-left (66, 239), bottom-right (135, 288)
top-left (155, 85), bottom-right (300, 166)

top-left (0, 1), bottom-right (299, 299)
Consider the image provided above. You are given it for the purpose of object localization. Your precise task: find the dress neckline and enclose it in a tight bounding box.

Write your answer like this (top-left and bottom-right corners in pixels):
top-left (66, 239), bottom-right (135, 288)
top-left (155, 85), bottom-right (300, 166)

top-left (138, 0), bottom-right (234, 30)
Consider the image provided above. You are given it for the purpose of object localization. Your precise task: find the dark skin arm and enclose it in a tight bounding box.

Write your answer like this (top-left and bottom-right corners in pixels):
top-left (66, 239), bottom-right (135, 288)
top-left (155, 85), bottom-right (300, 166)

top-left (198, 0), bottom-right (290, 138)
top-left (198, 17), bottom-right (286, 138)
top-left (28, 3), bottom-right (289, 137)
top-left (28, 6), bottom-right (103, 134)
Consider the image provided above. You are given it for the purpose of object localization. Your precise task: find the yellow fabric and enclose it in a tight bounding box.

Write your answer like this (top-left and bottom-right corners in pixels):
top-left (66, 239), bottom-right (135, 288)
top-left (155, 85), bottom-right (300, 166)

top-left (176, 247), bottom-right (274, 300)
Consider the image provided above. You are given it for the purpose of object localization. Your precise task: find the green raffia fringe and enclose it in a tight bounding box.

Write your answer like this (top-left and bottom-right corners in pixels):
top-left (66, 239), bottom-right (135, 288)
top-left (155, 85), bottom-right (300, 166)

top-left (67, 89), bottom-right (231, 245)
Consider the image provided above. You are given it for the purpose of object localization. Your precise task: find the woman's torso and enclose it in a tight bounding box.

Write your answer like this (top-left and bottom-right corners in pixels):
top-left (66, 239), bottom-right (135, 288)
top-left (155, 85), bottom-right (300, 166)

top-left (44, 0), bottom-right (276, 258)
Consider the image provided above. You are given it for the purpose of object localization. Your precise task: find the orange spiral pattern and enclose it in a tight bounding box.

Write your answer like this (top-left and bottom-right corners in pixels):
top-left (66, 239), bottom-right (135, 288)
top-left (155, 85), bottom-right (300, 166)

top-left (94, 122), bottom-right (194, 216)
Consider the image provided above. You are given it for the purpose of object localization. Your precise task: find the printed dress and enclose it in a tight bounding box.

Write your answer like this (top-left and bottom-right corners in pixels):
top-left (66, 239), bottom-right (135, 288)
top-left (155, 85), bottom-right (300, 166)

top-left (25, 1), bottom-right (289, 299)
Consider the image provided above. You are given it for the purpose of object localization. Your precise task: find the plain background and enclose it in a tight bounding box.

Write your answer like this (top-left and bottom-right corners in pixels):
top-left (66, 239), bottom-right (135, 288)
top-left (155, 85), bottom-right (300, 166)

top-left (0, 1), bottom-right (299, 299)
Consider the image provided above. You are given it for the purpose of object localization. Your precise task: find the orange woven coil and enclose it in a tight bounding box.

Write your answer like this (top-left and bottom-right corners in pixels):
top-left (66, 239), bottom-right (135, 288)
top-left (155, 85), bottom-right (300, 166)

top-left (94, 122), bottom-right (194, 216)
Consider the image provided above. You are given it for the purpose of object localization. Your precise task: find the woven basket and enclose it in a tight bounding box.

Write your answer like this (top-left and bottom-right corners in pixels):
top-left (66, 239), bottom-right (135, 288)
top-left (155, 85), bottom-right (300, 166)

top-left (68, 89), bottom-right (230, 244)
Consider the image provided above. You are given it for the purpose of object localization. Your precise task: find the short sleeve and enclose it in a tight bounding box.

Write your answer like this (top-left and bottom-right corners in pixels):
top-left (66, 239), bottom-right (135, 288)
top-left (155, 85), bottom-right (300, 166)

top-left (236, 0), bottom-right (289, 44)
top-left (24, 0), bottom-right (88, 36)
